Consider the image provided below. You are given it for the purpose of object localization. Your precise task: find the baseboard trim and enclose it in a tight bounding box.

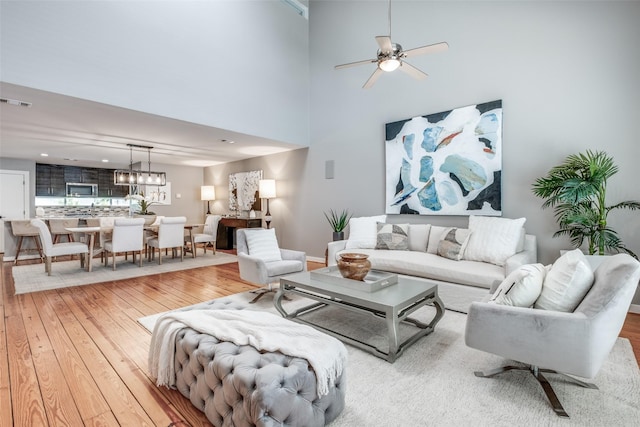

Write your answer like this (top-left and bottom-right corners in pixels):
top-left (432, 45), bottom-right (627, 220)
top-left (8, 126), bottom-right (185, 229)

top-left (306, 256), bottom-right (325, 264)
top-left (629, 304), bottom-right (640, 314)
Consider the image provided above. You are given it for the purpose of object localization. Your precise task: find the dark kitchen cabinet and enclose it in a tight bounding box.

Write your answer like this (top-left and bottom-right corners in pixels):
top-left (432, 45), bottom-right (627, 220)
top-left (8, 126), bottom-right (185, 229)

top-left (98, 169), bottom-right (129, 197)
top-left (35, 164), bottom-right (66, 196)
top-left (64, 166), bottom-right (98, 184)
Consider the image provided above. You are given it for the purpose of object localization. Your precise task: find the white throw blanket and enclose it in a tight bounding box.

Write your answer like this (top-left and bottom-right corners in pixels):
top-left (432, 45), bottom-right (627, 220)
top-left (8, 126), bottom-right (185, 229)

top-left (148, 309), bottom-right (348, 396)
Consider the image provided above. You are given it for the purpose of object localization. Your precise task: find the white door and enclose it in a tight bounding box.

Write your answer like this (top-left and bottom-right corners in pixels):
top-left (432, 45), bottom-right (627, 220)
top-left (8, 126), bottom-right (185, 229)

top-left (0, 170), bottom-right (30, 253)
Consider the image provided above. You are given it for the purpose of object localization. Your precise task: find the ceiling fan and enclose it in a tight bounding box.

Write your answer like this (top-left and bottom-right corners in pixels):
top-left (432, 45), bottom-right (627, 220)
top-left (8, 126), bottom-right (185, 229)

top-left (335, 0), bottom-right (449, 89)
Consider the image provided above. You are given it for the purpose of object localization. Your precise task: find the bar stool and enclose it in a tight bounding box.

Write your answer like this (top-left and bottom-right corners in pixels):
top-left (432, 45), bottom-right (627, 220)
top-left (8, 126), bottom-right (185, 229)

top-left (48, 218), bottom-right (78, 243)
top-left (11, 220), bottom-right (44, 265)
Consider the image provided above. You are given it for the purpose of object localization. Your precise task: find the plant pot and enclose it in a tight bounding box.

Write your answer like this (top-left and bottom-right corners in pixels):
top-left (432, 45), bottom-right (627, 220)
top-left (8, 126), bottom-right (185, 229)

top-left (337, 253), bottom-right (371, 281)
top-left (333, 231), bottom-right (345, 241)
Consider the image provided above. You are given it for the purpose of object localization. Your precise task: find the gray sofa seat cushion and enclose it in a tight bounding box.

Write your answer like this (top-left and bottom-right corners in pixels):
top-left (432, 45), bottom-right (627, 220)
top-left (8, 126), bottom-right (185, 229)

top-left (337, 248), bottom-right (504, 289)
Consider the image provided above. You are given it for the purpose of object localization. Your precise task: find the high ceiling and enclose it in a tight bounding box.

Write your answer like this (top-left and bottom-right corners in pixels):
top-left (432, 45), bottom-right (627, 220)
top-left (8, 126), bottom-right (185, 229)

top-left (0, 82), bottom-right (303, 170)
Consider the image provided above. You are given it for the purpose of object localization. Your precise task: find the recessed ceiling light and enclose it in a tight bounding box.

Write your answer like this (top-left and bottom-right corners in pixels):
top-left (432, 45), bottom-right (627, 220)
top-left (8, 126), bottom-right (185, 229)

top-left (0, 97), bottom-right (32, 107)
top-left (102, 159), bottom-right (109, 163)
top-left (221, 139), bottom-right (235, 144)
top-left (64, 158), bottom-right (78, 161)
top-left (40, 153), bottom-right (49, 157)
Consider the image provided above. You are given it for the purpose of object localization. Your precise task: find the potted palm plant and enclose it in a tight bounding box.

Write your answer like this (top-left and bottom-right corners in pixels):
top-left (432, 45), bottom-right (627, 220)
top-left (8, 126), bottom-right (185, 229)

top-left (324, 209), bottom-right (352, 241)
top-left (532, 150), bottom-right (639, 258)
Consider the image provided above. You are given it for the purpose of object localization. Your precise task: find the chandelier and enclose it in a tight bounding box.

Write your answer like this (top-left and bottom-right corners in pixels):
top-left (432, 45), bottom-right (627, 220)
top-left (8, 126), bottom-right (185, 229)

top-left (113, 144), bottom-right (167, 186)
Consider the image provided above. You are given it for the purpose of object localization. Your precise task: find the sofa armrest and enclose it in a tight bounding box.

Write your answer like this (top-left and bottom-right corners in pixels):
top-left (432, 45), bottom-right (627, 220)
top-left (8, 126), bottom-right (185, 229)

top-left (504, 234), bottom-right (537, 275)
top-left (280, 249), bottom-right (308, 271)
top-left (327, 240), bottom-right (347, 266)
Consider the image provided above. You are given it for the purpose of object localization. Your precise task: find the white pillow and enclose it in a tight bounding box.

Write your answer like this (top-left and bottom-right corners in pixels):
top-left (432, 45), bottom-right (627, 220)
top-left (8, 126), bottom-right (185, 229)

top-left (436, 227), bottom-right (471, 261)
top-left (407, 224), bottom-right (431, 252)
top-left (345, 215), bottom-right (387, 249)
top-left (427, 225), bottom-right (448, 254)
top-left (244, 228), bottom-right (282, 262)
top-left (534, 249), bottom-right (594, 312)
top-left (464, 216), bottom-right (527, 266)
top-left (489, 263), bottom-right (546, 307)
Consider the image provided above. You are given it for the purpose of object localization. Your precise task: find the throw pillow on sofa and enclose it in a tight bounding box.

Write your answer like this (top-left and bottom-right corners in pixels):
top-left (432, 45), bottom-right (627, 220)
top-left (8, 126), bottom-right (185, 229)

top-left (375, 222), bottom-right (409, 250)
top-left (345, 215), bottom-right (387, 249)
top-left (489, 263), bottom-right (546, 307)
top-left (464, 216), bottom-right (526, 266)
top-left (534, 248), bottom-right (594, 312)
top-left (437, 227), bottom-right (471, 261)
top-left (408, 224), bottom-right (431, 252)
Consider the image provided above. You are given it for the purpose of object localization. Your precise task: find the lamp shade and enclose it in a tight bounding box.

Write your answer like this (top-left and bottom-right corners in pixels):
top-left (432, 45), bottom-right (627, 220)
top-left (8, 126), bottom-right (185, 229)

top-left (259, 179), bottom-right (276, 199)
top-left (201, 185), bottom-right (216, 201)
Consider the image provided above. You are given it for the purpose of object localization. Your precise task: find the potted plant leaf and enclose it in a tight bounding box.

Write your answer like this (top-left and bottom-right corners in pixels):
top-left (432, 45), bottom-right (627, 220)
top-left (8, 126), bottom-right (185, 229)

top-left (324, 209), bottom-right (352, 241)
top-left (532, 150), bottom-right (639, 258)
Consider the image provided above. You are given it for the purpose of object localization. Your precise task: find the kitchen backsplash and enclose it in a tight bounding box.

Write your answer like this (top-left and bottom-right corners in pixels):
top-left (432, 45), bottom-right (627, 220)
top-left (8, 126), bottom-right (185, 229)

top-left (36, 206), bottom-right (130, 218)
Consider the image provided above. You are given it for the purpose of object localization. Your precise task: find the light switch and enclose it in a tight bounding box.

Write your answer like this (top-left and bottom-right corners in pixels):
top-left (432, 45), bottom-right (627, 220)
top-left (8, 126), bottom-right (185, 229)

top-left (176, 193), bottom-right (181, 199)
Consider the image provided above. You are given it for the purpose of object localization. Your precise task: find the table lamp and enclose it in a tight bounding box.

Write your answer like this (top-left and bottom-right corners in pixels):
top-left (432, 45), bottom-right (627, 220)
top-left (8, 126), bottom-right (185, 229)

top-left (258, 179), bottom-right (276, 228)
top-left (201, 185), bottom-right (216, 215)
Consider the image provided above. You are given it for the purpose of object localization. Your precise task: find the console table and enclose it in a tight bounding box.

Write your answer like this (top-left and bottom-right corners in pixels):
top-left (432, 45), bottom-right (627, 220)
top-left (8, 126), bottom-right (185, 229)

top-left (217, 217), bottom-right (262, 249)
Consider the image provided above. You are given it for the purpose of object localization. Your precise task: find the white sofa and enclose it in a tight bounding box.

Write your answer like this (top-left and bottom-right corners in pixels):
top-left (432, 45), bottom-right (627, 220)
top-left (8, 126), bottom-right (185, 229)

top-left (327, 219), bottom-right (537, 291)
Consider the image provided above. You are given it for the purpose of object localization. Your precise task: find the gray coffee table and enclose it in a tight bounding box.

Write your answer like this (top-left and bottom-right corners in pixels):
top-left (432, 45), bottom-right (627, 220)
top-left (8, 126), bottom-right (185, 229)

top-left (275, 271), bottom-right (444, 363)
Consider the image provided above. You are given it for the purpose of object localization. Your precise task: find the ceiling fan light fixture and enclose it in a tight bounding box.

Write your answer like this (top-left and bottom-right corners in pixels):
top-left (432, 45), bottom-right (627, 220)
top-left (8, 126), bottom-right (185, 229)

top-left (379, 58), bottom-right (400, 72)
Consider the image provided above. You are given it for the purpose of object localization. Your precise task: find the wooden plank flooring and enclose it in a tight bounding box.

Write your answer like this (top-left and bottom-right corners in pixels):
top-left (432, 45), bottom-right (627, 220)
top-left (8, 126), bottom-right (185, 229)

top-left (2, 255), bottom-right (640, 426)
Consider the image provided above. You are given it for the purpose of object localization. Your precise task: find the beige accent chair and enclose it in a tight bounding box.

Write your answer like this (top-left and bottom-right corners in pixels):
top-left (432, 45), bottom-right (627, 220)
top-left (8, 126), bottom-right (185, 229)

top-left (147, 216), bottom-right (187, 264)
top-left (103, 218), bottom-right (145, 270)
top-left (465, 253), bottom-right (640, 418)
top-left (236, 228), bottom-right (306, 303)
top-left (11, 220), bottom-right (44, 264)
top-left (188, 215), bottom-right (221, 257)
top-left (30, 219), bottom-right (88, 275)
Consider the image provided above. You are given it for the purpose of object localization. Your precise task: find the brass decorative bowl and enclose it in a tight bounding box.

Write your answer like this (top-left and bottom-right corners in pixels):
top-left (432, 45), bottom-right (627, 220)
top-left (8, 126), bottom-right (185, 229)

top-left (337, 253), bottom-right (372, 281)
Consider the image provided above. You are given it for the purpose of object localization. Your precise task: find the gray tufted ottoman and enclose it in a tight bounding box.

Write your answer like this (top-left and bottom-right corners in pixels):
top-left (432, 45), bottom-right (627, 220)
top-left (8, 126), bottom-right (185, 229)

top-left (169, 299), bottom-right (346, 426)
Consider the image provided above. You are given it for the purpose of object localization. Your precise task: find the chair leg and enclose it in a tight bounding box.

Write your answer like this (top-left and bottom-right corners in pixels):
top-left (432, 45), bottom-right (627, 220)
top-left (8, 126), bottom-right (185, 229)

top-left (45, 256), bottom-right (52, 276)
top-left (474, 365), bottom-right (598, 418)
top-left (112, 252), bottom-right (116, 271)
top-left (14, 236), bottom-right (24, 265)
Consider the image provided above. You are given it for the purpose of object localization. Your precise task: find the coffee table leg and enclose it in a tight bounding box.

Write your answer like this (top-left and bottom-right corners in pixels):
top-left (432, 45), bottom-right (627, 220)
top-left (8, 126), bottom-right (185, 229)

top-left (386, 308), bottom-right (400, 362)
top-left (274, 284), bottom-right (287, 317)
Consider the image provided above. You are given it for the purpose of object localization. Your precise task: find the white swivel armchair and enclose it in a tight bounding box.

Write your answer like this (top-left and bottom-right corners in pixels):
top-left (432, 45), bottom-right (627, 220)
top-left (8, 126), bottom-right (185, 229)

top-left (465, 254), bottom-right (640, 418)
top-left (147, 216), bottom-right (187, 264)
top-left (30, 219), bottom-right (89, 275)
top-left (103, 218), bottom-right (145, 270)
top-left (236, 228), bottom-right (307, 303)
top-left (187, 214), bottom-right (221, 257)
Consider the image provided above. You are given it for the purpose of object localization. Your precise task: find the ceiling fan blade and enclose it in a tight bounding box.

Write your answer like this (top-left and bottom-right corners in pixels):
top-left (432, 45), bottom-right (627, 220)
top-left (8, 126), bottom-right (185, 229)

top-left (403, 42), bottom-right (449, 58)
top-left (363, 68), bottom-right (384, 89)
top-left (399, 61), bottom-right (428, 80)
top-left (335, 58), bottom-right (377, 70)
top-left (375, 35), bottom-right (393, 53)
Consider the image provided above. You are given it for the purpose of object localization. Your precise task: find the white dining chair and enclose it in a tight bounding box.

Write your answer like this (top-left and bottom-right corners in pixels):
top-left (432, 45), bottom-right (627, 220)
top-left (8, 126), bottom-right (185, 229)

top-left (103, 218), bottom-right (145, 270)
top-left (147, 216), bottom-right (187, 264)
top-left (187, 214), bottom-right (221, 257)
top-left (30, 219), bottom-right (88, 275)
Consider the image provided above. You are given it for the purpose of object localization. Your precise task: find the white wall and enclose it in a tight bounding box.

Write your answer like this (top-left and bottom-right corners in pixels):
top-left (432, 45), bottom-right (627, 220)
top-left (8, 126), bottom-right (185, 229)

top-left (0, 0), bottom-right (310, 146)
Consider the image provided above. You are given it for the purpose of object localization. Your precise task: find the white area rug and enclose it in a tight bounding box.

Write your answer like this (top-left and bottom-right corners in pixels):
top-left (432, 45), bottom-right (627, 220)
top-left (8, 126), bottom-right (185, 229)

top-left (139, 291), bottom-right (640, 426)
top-left (12, 252), bottom-right (237, 294)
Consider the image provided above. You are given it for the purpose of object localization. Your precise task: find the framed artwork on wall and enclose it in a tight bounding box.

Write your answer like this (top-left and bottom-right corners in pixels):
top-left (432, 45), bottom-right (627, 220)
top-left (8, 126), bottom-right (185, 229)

top-left (229, 170), bottom-right (262, 212)
top-left (385, 100), bottom-right (503, 216)
top-left (142, 182), bottom-right (171, 205)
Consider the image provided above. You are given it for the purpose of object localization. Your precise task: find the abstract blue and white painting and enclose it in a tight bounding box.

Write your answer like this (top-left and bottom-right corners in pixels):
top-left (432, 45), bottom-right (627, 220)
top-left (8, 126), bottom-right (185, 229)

top-left (385, 100), bottom-right (502, 216)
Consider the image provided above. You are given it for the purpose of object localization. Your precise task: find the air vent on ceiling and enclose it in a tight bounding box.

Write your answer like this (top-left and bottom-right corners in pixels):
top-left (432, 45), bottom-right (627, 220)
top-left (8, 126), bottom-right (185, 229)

top-left (0, 98), bottom-right (32, 107)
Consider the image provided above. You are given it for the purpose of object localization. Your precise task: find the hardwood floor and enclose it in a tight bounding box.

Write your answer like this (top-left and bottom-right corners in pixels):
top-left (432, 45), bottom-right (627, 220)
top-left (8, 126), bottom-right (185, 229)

top-left (2, 255), bottom-right (640, 426)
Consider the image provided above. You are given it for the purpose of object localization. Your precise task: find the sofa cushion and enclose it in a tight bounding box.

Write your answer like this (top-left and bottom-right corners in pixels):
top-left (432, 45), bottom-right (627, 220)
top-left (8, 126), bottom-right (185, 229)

top-left (489, 263), bottom-right (546, 307)
top-left (375, 222), bottom-right (409, 250)
top-left (337, 248), bottom-right (503, 289)
top-left (408, 224), bottom-right (430, 252)
top-left (534, 249), bottom-right (594, 312)
top-left (437, 227), bottom-right (471, 261)
top-left (345, 215), bottom-right (387, 249)
top-left (464, 216), bottom-right (526, 266)
top-left (244, 228), bottom-right (282, 262)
